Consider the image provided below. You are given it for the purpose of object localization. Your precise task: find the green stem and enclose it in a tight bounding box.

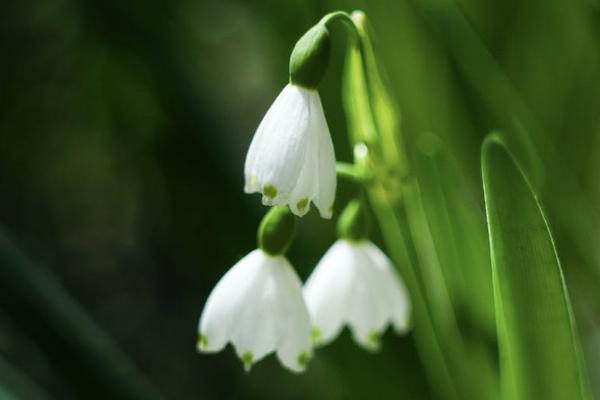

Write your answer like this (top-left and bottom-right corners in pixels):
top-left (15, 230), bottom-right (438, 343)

top-left (342, 11), bottom-right (498, 400)
top-left (336, 161), bottom-right (368, 183)
top-left (356, 144), bottom-right (462, 396)
top-left (367, 190), bottom-right (461, 400)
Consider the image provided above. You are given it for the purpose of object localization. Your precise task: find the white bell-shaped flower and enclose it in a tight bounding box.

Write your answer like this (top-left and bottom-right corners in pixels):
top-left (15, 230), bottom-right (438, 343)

top-left (197, 249), bottom-right (312, 373)
top-left (303, 239), bottom-right (411, 350)
top-left (244, 83), bottom-right (336, 219)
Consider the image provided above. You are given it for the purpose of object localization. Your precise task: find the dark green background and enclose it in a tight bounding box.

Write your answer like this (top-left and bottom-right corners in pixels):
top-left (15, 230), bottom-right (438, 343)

top-left (1, 0), bottom-right (599, 399)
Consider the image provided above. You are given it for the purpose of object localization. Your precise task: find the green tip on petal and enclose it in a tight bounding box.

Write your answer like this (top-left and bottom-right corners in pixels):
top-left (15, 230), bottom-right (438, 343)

top-left (366, 331), bottom-right (382, 352)
top-left (247, 175), bottom-right (258, 188)
top-left (297, 352), bottom-right (310, 368)
top-left (197, 333), bottom-right (208, 352)
top-left (311, 326), bottom-right (323, 344)
top-left (241, 352), bottom-right (254, 372)
top-left (296, 198), bottom-right (309, 211)
top-left (263, 184), bottom-right (278, 199)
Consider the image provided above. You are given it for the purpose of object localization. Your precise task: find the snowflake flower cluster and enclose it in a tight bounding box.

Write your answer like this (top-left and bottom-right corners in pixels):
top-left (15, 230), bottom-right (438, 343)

top-left (196, 11), bottom-right (411, 373)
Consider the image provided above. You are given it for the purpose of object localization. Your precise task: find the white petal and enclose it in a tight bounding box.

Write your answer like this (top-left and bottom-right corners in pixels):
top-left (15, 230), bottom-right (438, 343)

top-left (346, 242), bottom-right (390, 350)
top-left (363, 241), bottom-right (411, 333)
top-left (303, 240), bottom-right (355, 346)
top-left (229, 256), bottom-right (280, 370)
top-left (310, 92), bottom-right (336, 219)
top-left (244, 86), bottom-right (294, 192)
top-left (244, 84), bottom-right (312, 205)
top-left (288, 120), bottom-right (319, 217)
top-left (273, 258), bottom-right (313, 372)
top-left (198, 249), bottom-right (266, 353)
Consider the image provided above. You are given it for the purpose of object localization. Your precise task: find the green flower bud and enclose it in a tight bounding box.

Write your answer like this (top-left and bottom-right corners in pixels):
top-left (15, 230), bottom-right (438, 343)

top-left (289, 24), bottom-right (331, 89)
top-left (337, 199), bottom-right (371, 242)
top-left (258, 206), bottom-right (296, 256)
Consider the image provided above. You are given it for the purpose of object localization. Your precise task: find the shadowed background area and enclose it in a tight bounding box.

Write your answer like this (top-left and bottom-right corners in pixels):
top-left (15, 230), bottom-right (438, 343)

top-left (0, 0), bottom-right (599, 399)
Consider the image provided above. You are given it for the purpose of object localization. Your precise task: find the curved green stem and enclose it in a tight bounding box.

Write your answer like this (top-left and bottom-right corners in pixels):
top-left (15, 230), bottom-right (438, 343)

top-left (336, 161), bottom-right (369, 183)
top-left (319, 11), bottom-right (360, 41)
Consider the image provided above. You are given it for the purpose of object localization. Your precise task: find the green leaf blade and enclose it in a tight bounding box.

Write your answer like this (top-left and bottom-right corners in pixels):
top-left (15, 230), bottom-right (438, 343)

top-left (482, 136), bottom-right (590, 400)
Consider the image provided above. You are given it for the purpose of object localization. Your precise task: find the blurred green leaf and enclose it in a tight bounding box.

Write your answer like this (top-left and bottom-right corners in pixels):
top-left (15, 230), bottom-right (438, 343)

top-left (0, 228), bottom-right (162, 400)
top-left (481, 135), bottom-right (591, 400)
top-left (0, 357), bottom-right (52, 400)
top-left (409, 0), bottom-right (545, 187)
top-left (0, 387), bottom-right (18, 400)
top-left (343, 14), bottom-right (460, 400)
top-left (415, 134), bottom-right (495, 336)
top-left (343, 13), bottom-right (498, 400)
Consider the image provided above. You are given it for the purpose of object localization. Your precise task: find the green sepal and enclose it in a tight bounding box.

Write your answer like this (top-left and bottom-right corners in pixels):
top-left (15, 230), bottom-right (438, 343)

top-left (289, 24), bottom-right (331, 89)
top-left (337, 199), bottom-right (370, 241)
top-left (257, 206), bottom-right (296, 256)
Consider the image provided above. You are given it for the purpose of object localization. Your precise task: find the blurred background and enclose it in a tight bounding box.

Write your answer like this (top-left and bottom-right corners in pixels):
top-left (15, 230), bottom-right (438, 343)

top-left (0, 0), bottom-right (599, 399)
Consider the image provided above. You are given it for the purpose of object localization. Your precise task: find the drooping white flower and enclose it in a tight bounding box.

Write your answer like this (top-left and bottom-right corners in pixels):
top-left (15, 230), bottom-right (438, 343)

top-left (197, 249), bottom-right (312, 373)
top-left (244, 83), bottom-right (336, 219)
top-left (303, 239), bottom-right (410, 350)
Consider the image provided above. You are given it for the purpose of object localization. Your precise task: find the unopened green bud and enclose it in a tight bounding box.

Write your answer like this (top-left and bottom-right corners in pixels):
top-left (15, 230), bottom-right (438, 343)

top-left (258, 206), bottom-right (296, 256)
top-left (289, 24), bottom-right (331, 89)
top-left (337, 199), bottom-right (371, 241)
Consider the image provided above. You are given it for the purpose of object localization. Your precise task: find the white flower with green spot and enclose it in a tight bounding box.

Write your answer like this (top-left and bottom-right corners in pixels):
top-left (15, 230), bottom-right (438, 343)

top-left (197, 249), bottom-right (312, 373)
top-left (244, 83), bottom-right (336, 219)
top-left (303, 239), bottom-right (411, 350)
